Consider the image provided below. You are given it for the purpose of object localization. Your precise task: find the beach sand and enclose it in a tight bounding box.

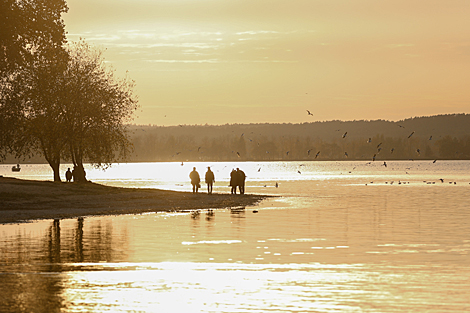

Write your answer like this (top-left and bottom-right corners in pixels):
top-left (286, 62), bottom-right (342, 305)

top-left (0, 177), bottom-right (268, 223)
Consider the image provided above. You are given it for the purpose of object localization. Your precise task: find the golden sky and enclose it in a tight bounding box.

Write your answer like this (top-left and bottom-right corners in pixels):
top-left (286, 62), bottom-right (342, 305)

top-left (63, 0), bottom-right (470, 126)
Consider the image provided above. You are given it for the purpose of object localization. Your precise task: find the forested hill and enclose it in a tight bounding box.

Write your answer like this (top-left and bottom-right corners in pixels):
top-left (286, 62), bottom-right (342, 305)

top-left (3, 114), bottom-right (470, 164)
top-left (128, 114), bottom-right (470, 162)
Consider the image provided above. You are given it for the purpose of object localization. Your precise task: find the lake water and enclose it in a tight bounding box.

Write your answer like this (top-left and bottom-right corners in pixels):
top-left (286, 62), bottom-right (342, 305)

top-left (1, 161), bottom-right (470, 312)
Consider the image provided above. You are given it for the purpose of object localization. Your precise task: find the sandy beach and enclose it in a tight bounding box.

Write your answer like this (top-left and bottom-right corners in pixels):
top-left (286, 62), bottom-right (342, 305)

top-left (0, 177), bottom-right (268, 224)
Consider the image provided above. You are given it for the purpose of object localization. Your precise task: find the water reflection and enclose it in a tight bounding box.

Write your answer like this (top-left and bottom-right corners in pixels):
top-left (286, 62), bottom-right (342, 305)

top-left (1, 218), bottom-right (130, 265)
top-left (1, 161), bottom-right (470, 312)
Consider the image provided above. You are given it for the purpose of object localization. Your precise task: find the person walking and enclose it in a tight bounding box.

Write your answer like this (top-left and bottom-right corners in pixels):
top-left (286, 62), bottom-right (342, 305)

top-left (189, 167), bottom-right (201, 193)
top-left (230, 169), bottom-right (238, 194)
top-left (236, 168), bottom-right (246, 194)
top-left (205, 167), bottom-right (215, 194)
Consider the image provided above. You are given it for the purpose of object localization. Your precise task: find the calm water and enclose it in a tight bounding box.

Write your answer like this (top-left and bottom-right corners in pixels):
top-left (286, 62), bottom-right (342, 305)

top-left (1, 161), bottom-right (470, 312)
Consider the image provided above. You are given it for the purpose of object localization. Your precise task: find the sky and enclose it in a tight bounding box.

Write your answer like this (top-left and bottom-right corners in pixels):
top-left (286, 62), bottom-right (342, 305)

top-left (63, 0), bottom-right (470, 126)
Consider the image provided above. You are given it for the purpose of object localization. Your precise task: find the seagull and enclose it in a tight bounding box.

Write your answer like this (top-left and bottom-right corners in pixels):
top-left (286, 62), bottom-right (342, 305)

top-left (306, 110), bottom-right (314, 116)
top-left (377, 143), bottom-right (382, 148)
top-left (307, 149), bottom-right (311, 155)
top-left (390, 148), bottom-right (395, 154)
top-left (408, 131), bottom-right (415, 138)
top-left (342, 132), bottom-right (348, 138)
top-left (236, 152), bottom-right (241, 157)
top-left (398, 124), bottom-right (405, 128)
top-left (367, 138), bottom-right (372, 143)
top-left (198, 146), bottom-right (202, 152)
top-left (258, 167), bottom-right (261, 172)
top-left (416, 149), bottom-right (420, 155)
top-left (344, 152), bottom-right (348, 157)
top-left (315, 151), bottom-right (321, 159)
top-left (433, 159), bottom-right (437, 164)
top-left (429, 135), bottom-right (433, 140)
top-left (372, 154), bottom-right (377, 161)
top-left (383, 161), bottom-right (387, 167)
top-left (286, 151), bottom-right (290, 156)
top-left (297, 170), bottom-right (302, 174)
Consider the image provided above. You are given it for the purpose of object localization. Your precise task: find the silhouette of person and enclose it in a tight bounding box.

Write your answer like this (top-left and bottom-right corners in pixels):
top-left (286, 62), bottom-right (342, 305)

top-left (205, 167), bottom-right (215, 194)
top-left (230, 169), bottom-right (238, 194)
top-left (236, 168), bottom-right (246, 194)
top-left (65, 168), bottom-right (72, 182)
top-left (189, 167), bottom-right (200, 193)
top-left (72, 166), bottom-right (77, 182)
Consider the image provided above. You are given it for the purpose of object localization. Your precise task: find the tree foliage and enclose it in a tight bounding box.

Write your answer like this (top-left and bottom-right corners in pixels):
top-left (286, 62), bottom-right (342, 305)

top-left (1, 0), bottom-right (68, 161)
top-left (0, 0), bottom-right (68, 74)
top-left (61, 40), bottom-right (139, 181)
top-left (1, 40), bottom-right (139, 181)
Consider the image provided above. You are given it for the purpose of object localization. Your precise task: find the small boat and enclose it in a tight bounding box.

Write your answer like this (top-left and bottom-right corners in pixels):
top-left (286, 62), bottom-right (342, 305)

top-left (11, 164), bottom-right (21, 172)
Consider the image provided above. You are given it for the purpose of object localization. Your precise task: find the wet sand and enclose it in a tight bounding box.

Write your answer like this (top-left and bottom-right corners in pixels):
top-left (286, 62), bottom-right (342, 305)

top-left (0, 177), bottom-right (268, 223)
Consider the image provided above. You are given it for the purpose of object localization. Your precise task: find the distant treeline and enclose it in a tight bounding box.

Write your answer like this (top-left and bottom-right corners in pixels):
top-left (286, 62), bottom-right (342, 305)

top-left (3, 114), bottom-right (470, 163)
top-left (128, 114), bottom-right (470, 162)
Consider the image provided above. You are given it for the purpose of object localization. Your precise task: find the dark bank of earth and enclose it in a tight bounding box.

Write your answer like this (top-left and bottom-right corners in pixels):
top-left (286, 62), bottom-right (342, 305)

top-left (0, 177), bottom-right (269, 224)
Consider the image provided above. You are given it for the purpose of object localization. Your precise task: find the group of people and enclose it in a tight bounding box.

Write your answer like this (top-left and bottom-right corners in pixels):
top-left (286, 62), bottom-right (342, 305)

top-left (189, 166), bottom-right (215, 194)
top-left (64, 167), bottom-right (86, 183)
top-left (189, 167), bottom-right (246, 194)
top-left (230, 168), bottom-right (246, 194)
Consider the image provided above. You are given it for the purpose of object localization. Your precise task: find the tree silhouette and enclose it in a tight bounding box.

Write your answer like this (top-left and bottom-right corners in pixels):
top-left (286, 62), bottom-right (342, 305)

top-left (1, 40), bottom-right (138, 181)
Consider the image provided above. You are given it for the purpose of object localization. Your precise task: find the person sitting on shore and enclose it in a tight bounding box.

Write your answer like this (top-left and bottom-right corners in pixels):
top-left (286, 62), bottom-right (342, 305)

top-left (189, 167), bottom-right (201, 193)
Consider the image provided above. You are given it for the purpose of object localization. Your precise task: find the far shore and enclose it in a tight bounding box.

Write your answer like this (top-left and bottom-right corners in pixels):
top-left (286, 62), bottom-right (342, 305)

top-left (0, 177), bottom-right (269, 224)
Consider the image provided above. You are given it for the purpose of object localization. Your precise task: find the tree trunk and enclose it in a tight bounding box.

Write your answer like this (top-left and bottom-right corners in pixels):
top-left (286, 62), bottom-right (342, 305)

top-left (44, 150), bottom-right (62, 182)
top-left (50, 160), bottom-right (61, 182)
top-left (75, 162), bottom-right (87, 182)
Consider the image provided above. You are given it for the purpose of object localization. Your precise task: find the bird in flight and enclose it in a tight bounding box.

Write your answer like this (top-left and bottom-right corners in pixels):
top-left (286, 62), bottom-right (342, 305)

top-left (315, 151), bottom-right (320, 159)
top-left (367, 138), bottom-right (371, 143)
top-left (342, 132), bottom-right (348, 138)
top-left (408, 131), bottom-right (415, 138)
top-left (306, 110), bottom-right (314, 116)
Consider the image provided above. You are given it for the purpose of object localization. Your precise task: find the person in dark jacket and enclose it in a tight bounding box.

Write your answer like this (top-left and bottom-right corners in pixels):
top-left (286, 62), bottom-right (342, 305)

top-left (205, 167), bottom-right (215, 194)
top-left (230, 169), bottom-right (238, 194)
top-left (189, 167), bottom-right (201, 193)
top-left (65, 168), bottom-right (72, 182)
top-left (236, 168), bottom-right (246, 194)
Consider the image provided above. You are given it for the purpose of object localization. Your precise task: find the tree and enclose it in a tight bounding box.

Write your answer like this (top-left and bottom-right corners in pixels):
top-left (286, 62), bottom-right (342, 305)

top-left (1, 0), bottom-right (68, 162)
top-left (2, 40), bottom-right (139, 181)
top-left (60, 40), bottom-right (138, 181)
top-left (0, 0), bottom-right (68, 74)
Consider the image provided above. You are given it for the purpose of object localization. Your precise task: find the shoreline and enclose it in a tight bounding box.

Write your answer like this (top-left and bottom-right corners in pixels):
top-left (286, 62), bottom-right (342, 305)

top-left (0, 177), bottom-right (270, 224)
